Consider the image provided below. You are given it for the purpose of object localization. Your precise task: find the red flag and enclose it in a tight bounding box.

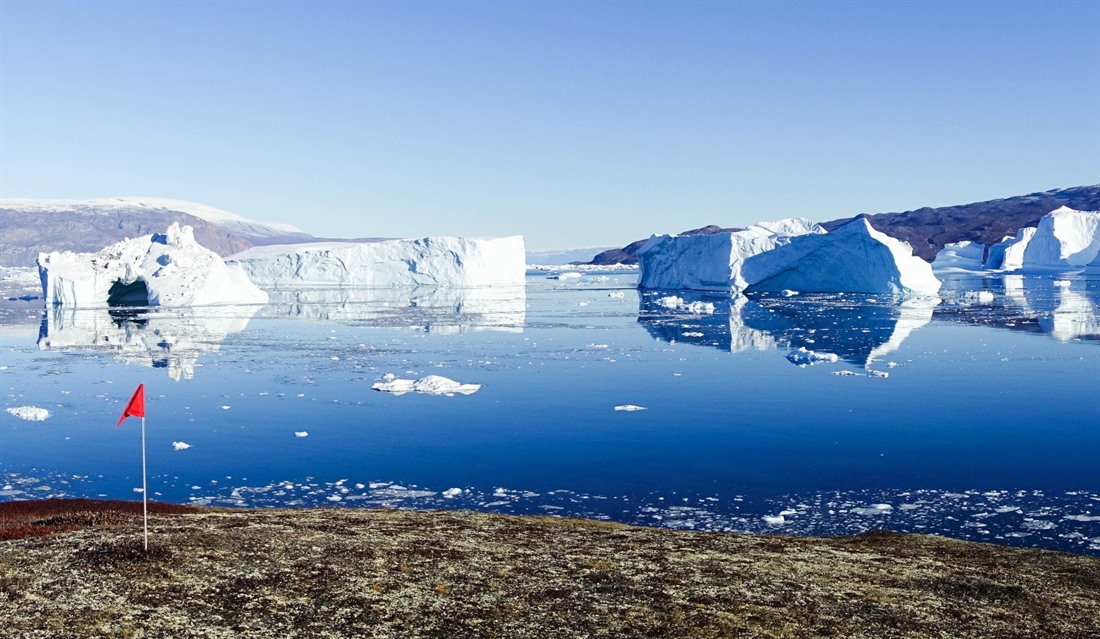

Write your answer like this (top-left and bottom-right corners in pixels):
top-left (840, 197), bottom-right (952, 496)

top-left (116, 383), bottom-right (145, 427)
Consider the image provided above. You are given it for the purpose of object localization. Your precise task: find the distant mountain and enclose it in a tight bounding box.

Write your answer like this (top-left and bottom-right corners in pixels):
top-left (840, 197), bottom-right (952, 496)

top-left (526, 247), bottom-right (616, 266)
top-left (586, 186), bottom-right (1100, 265)
top-left (0, 197), bottom-right (318, 267)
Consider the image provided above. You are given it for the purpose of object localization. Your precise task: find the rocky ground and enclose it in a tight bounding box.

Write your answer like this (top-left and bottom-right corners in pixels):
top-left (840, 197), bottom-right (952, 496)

top-left (1, 499), bottom-right (1098, 638)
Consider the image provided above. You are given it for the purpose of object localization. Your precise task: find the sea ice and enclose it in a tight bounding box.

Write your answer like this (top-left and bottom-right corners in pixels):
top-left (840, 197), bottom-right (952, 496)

top-left (614, 404), bottom-right (647, 412)
top-left (985, 228), bottom-right (1036, 270)
top-left (294, 431), bottom-right (309, 438)
top-left (172, 442), bottom-right (191, 451)
top-left (372, 374), bottom-right (481, 396)
top-left (5, 406), bottom-right (50, 421)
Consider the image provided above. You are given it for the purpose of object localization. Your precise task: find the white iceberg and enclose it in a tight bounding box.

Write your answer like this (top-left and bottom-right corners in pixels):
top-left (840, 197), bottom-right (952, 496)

top-left (984, 228), bottom-right (1036, 270)
top-left (372, 374), bottom-right (481, 396)
top-left (172, 441), bottom-right (191, 451)
top-left (1021, 207), bottom-right (1100, 271)
top-left (38, 223), bottom-right (268, 308)
top-left (613, 404), bottom-right (647, 412)
top-left (932, 241), bottom-right (985, 271)
top-left (744, 219), bottom-right (941, 296)
top-left (637, 218), bottom-right (825, 292)
top-left (229, 236), bottom-right (526, 288)
top-left (785, 347), bottom-right (839, 367)
top-left (638, 218), bottom-right (939, 296)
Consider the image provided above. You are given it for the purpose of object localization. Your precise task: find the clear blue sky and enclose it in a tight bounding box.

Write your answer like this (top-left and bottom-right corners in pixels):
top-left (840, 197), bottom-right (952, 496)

top-left (2, 1), bottom-right (1097, 249)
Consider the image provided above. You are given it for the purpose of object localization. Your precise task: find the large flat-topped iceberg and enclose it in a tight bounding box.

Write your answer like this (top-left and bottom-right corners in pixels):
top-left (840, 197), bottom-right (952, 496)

top-left (229, 236), bottom-right (526, 288)
top-left (745, 219), bottom-right (941, 296)
top-left (1020, 206), bottom-right (1100, 270)
top-left (38, 223), bottom-right (268, 308)
top-left (637, 218), bottom-right (824, 291)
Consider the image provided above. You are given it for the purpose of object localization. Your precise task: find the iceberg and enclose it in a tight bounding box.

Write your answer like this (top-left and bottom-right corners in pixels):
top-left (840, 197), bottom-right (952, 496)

top-left (984, 228), bottom-right (1036, 270)
top-left (637, 218), bottom-right (825, 291)
top-left (932, 241), bottom-right (985, 271)
top-left (1020, 207), bottom-right (1100, 271)
top-left (638, 218), bottom-right (940, 296)
top-left (37, 223), bottom-right (268, 308)
top-left (745, 219), bottom-right (942, 296)
top-left (229, 236), bottom-right (526, 288)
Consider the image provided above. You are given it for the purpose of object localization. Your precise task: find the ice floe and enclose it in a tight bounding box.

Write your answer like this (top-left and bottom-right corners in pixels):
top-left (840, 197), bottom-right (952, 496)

top-left (5, 406), bottom-right (50, 421)
top-left (372, 374), bottom-right (481, 396)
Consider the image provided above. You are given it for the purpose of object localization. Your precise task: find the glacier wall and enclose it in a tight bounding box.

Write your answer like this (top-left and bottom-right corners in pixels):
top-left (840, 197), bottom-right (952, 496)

top-left (229, 236), bottom-right (526, 288)
top-left (38, 223), bottom-right (269, 308)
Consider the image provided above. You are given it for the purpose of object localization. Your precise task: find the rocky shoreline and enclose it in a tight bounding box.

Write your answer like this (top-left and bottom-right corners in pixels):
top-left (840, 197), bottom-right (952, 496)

top-left (1, 499), bottom-right (1098, 638)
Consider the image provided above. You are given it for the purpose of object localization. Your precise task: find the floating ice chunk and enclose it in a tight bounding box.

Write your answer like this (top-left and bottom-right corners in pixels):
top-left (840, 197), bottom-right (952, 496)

top-left (442, 488), bottom-right (463, 498)
top-left (1053, 279), bottom-right (1072, 287)
top-left (1063, 514), bottom-right (1100, 522)
top-left (219, 405), bottom-right (231, 410)
top-left (171, 441), bottom-right (191, 451)
top-left (781, 289), bottom-right (798, 297)
top-left (785, 347), bottom-right (839, 367)
top-left (683, 301), bottom-right (715, 314)
top-left (831, 370), bottom-right (858, 377)
top-left (851, 503), bottom-right (893, 516)
top-left (866, 370), bottom-right (889, 379)
top-left (556, 271), bottom-right (583, 280)
top-left (5, 406), bottom-right (50, 421)
top-left (762, 514), bottom-right (786, 525)
top-left (294, 431), bottom-right (309, 438)
top-left (656, 295), bottom-right (684, 309)
top-left (608, 291), bottom-right (625, 299)
top-left (372, 374), bottom-right (481, 396)
top-left (614, 404), bottom-right (647, 412)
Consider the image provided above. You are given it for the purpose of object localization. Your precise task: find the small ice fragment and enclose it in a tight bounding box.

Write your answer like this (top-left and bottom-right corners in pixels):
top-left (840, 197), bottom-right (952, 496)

top-left (5, 406), bottom-right (50, 421)
top-left (171, 441), bottom-right (191, 451)
top-left (683, 301), bottom-right (714, 314)
top-left (608, 291), bottom-right (625, 299)
top-left (851, 504), bottom-right (893, 516)
top-left (867, 370), bottom-right (889, 379)
top-left (762, 514), bottom-right (785, 525)
top-left (294, 431), bottom-right (309, 438)
top-left (1053, 280), bottom-right (1071, 287)
top-left (781, 289), bottom-right (798, 297)
top-left (656, 295), bottom-right (684, 310)
top-left (785, 347), bottom-right (839, 367)
top-left (372, 375), bottom-right (480, 396)
top-left (614, 404), bottom-right (647, 412)
top-left (219, 405), bottom-right (231, 410)
top-left (442, 488), bottom-right (463, 498)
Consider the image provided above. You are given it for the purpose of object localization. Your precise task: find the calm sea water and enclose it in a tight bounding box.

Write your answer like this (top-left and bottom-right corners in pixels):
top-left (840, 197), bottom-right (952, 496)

top-left (2, 271), bottom-right (1098, 555)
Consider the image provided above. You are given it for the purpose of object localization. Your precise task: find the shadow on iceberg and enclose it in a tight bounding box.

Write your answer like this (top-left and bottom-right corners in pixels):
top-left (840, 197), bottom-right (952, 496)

top-left (37, 305), bottom-right (260, 381)
top-left (935, 273), bottom-right (1100, 342)
top-left (260, 286), bottom-right (527, 333)
top-left (637, 290), bottom-right (937, 368)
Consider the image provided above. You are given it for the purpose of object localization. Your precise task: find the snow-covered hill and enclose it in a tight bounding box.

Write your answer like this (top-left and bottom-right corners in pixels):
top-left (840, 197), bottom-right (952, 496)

top-left (0, 197), bottom-right (316, 267)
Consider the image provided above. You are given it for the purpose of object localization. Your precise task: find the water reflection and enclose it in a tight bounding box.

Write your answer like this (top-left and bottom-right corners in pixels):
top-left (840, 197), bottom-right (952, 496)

top-left (37, 306), bottom-right (259, 381)
top-left (936, 274), bottom-right (1100, 342)
top-left (260, 286), bottom-right (526, 333)
top-left (638, 291), bottom-right (936, 367)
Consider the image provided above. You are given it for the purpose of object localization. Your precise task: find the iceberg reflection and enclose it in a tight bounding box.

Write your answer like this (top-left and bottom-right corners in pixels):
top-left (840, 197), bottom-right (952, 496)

top-left (638, 291), bottom-right (937, 367)
top-left (936, 274), bottom-right (1100, 342)
top-left (37, 305), bottom-right (259, 381)
top-left (260, 286), bottom-right (526, 333)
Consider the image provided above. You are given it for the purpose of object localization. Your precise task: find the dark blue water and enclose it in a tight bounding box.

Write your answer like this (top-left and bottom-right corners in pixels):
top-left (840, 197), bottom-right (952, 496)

top-left (3, 272), bottom-right (1099, 554)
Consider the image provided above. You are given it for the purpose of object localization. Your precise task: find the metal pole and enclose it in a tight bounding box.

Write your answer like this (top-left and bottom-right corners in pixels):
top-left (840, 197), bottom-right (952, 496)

top-left (141, 415), bottom-right (148, 551)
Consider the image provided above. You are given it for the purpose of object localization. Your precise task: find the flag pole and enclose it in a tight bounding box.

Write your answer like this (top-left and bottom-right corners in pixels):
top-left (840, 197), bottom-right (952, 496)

top-left (141, 415), bottom-right (148, 551)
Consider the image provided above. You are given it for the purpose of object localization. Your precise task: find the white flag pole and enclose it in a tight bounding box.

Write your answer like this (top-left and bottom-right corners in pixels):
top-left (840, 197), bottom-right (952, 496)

top-left (141, 415), bottom-right (148, 551)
